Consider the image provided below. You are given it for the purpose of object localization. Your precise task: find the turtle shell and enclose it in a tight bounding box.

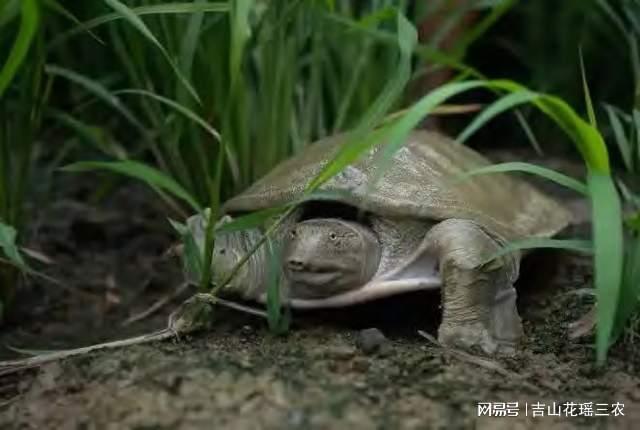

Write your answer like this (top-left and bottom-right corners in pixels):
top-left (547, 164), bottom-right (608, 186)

top-left (223, 130), bottom-right (572, 241)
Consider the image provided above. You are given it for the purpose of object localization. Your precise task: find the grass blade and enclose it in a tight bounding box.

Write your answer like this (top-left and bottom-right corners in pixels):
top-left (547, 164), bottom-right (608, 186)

top-left (488, 238), bottom-right (593, 262)
top-left (217, 207), bottom-right (284, 233)
top-left (102, 0), bottom-right (202, 104)
top-left (589, 173), bottom-right (624, 363)
top-left (62, 160), bottom-right (201, 212)
top-left (114, 89), bottom-right (239, 183)
top-left (611, 234), bottom-right (640, 343)
top-left (47, 110), bottom-right (127, 159)
top-left (457, 90), bottom-right (540, 144)
top-left (43, 0), bottom-right (104, 45)
top-left (0, 222), bottom-right (26, 270)
top-left (0, 0), bottom-right (39, 98)
top-left (115, 89), bottom-right (220, 140)
top-left (49, 2), bottom-right (230, 49)
top-left (604, 104), bottom-right (633, 171)
top-left (457, 162), bottom-right (589, 195)
top-left (169, 218), bottom-right (203, 285)
top-left (307, 11), bottom-right (417, 191)
top-left (580, 47), bottom-right (598, 128)
top-left (368, 80), bottom-right (488, 188)
top-left (45, 65), bottom-right (146, 134)
top-left (265, 238), bottom-right (289, 334)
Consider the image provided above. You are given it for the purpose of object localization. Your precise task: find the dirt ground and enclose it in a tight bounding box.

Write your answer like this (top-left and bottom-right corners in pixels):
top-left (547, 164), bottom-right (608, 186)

top-left (0, 152), bottom-right (638, 429)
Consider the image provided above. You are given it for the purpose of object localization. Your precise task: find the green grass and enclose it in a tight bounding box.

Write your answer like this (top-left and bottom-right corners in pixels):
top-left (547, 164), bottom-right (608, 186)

top-left (55, 1), bottom-right (459, 303)
top-left (0, 0), bottom-right (43, 318)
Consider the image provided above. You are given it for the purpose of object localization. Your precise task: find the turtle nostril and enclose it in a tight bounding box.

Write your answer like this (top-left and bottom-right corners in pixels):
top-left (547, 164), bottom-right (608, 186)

top-left (287, 259), bottom-right (306, 271)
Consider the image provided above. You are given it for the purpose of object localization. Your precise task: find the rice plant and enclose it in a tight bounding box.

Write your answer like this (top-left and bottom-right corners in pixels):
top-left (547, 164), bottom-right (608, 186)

top-left (0, 0), bottom-right (111, 319)
top-left (599, 0), bottom-right (640, 174)
top-left (52, 1), bottom-right (506, 301)
top-left (0, 0), bottom-right (43, 320)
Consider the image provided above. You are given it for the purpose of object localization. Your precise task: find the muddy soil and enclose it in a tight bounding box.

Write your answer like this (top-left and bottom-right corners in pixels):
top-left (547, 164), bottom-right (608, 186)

top-left (0, 154), bottom-right (638, 429)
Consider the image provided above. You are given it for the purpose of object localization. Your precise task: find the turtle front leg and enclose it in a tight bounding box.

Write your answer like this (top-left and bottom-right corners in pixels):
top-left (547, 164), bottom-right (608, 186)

top-left (425, 219), bottom-right (523, 355)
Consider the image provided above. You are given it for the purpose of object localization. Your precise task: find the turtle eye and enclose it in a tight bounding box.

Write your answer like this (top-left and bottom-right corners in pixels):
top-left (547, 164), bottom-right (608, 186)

top-left (290, 229), bottom-right (297, 238)
top-left (219, 248), bottom-right (226, 255)
top-left (329, 232), bottom-right (337, 240)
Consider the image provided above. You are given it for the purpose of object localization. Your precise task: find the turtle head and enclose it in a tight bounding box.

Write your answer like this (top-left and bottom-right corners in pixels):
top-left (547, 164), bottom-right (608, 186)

top-left (283, 218), bottom-right (381, 299)
top-left (185, 214), bottom-right (265, 299)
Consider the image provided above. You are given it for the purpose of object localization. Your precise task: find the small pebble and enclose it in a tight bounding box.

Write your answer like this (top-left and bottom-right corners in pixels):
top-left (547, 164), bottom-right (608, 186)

top-left (356, 328), bottom-right (390, 355)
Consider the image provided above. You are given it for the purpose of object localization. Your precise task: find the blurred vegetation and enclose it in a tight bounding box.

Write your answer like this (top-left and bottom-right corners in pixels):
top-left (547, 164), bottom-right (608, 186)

top-left (0, 0), bottom-right (638, 362)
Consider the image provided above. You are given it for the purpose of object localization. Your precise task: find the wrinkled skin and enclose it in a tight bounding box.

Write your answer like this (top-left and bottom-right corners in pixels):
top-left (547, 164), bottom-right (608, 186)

top-left (283, 218), bottom-right (381, 299)
top-left (188, 212), bottom-right (523, 355)
top-left (185, 214), bottom-right (267, 300)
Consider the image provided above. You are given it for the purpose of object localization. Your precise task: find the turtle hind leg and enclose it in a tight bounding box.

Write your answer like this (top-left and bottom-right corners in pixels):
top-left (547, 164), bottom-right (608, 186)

top-left (425, 219), bottom-right (523, 355)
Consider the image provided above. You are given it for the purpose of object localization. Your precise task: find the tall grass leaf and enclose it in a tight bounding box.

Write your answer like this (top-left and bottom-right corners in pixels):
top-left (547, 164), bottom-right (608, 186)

top-left (45, 65), bottom-right (146, 134)
top-left (597, 0), bottom-right (628, 37)
top-left (628, 213), bottom-right (640, 231)
top-left (114, 89), bottom-right (239, 183)
top-left (48, 110), bottom-right (127, 159)
top-left (49, 2), bottom-right (229, 49)
top-left (457, 90), bottom-right (540, 144)
top-left (102, 0), bottom-right (201, 104)
top-left (216, 189), bottom-right (356, 234)
top-left (604, 104), bottom-right (633, 171)
top-left (63, 160), bottom-right (201, 212)
top-left (307, 12), bottom-right (417, 191)
top-left (369, 80), bottom-right (488, 187)
top-left (579, 48), bottom-right (598, 128)
top-left (177, 0), bottom-right (205, 100)
top-left (631, 38), bottom-right (640, 107)
top-left (0, 0), bottom-right (20, 28)
top-left (357, 5), bottom-right (396, 28)
top-left (633, 109), bottom-right (640, 168)
top-left (482, 80), bottom-right (611, 173)
top-left (515, 110), bottom-right (543, 155)
top-left (452, 0), bottom-right (515, 59)
top-left (0, 0), bottom-right (39, 98)
top-left (168, 218), bottom-right (203, 285)
top-left (611, 234), bottom-right (640, 343)
top-left (115, 89), bottom-right (220, 140)
top-left (265, 238), bottom-right (288, 334)
top-left (488, 238), bottom-right (593, 262)
top-left (589, 173), bottom-right (624, 364)
top-left (323, 12), bottom-right (480, 80)
top-left (226, 0), bottom-right (252, 185)
top-left (456, 162), bottom-right (589, 195)
top-left (378, 104), bottom-right (483, 127)
top-left (230, 0), bottom-right (252, 88)
top-left (43, 0), bottom-right (104, 45)
top-left (0, 222), bottom-right (26, 270)
top-left (353, 12), bottom-right (415, 127)
top-left (217, 207), bottom-right (284, 233)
